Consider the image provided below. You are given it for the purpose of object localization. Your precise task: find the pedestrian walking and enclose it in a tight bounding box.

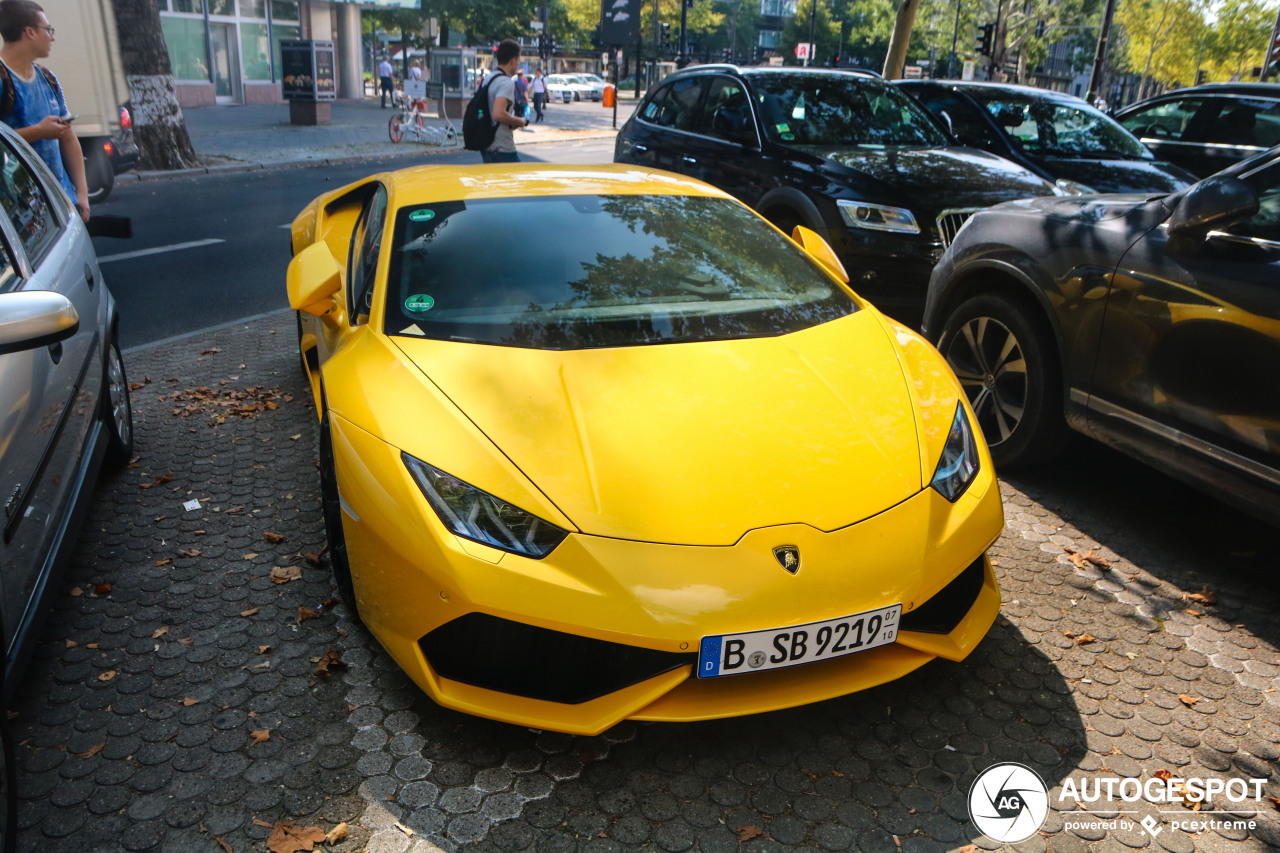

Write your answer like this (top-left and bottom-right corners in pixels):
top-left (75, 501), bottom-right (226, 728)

top-left (479, 39), bottom-right (528, 163)
top-left (378, 55), bottom-right (393, 108)
top-left (408, 60), bottom-right (422, 82)
top-left (0, 0), bottom-right (88, 221)
top-left (513, 69), bottom-right (529, 125)
top-left (530, 69), bottom-right (548, 122)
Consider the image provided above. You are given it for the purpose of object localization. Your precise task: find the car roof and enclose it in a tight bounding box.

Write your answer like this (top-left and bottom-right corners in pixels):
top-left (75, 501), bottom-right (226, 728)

top-left (664, 64), bottom-right (882, 83)
top-left (367, 164), bottom-right (734, 206)
top-left (1119, 83), bottom-right (1280, 109)
top-left (898, 80), bottom-right (1089, 102)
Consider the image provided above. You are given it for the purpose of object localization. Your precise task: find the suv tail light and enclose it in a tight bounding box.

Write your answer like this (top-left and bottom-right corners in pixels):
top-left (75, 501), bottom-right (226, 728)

top-left (119, 106), bottom-right (132, 131)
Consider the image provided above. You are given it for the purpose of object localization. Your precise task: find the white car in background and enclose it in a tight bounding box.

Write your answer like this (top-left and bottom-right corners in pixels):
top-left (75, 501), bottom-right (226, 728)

top-left (548, 74), bottom-right (591, 102)
top-left (569, 73), bottom-right (606, 101)
top-left (543, 75), bottom-right (574, 104)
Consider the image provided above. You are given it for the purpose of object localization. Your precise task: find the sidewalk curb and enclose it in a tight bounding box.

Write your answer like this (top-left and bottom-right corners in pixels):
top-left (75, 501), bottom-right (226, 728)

top-left (117, 128), bottom-right (620, 185)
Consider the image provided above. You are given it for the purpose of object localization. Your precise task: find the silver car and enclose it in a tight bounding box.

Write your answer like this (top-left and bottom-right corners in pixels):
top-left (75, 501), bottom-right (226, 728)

top-left (0, 120), bottom-right (132, 688)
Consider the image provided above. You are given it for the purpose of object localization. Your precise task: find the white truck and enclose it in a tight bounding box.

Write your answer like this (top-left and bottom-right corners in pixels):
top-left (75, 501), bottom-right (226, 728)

top-left (38, 0), bottom-right (138, 201)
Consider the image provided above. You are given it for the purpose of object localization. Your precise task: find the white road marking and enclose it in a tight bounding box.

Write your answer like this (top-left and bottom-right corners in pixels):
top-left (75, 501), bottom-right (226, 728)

top-left (97, 238), bottom-right (226, 264)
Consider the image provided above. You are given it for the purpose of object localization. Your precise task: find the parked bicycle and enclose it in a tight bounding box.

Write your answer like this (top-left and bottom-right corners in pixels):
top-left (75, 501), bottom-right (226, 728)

top-left (388, 80), bottom-right (458, 148)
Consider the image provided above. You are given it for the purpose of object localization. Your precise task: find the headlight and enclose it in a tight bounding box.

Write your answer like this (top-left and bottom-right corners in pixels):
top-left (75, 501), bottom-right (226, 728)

top-left (403, 453), bottom-right (568, 558)
top-left (930, 402), bottom-right (980, 502)
top-left (837, 200), bottom-right (920, 234)
top-left (1053, 179), bottom-right (1097, 196)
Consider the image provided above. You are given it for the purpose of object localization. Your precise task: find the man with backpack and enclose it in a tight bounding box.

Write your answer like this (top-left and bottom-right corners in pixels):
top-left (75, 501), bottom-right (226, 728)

top-left (0, 0), bottom-right (88, 222)
top-left (475, 39), bottom-right (528, 163)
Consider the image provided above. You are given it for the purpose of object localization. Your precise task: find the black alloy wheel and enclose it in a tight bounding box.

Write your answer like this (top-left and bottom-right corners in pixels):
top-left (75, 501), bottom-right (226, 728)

top-left (319, 412), bottom-right (359, 612)
top-left (102, 339), bottom-right (133, 466)
top-left (938, 293), bottom-right (1068, 468)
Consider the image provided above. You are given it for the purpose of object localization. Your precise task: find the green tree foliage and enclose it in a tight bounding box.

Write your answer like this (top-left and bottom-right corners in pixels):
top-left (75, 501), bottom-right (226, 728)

top-left (780, 0), bottom-right (842, 63)
top-left (1203, 0), bottom-right (1275, 81)
top-left (1115, 0), bottom-right (1209, 93)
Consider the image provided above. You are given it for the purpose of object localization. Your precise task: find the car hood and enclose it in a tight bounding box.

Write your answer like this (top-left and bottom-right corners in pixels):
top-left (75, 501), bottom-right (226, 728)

top-left (991, 192), bottom-right (1159, 224)
top-left (392, 311), bottom-right (923, 546)
top-left (795, 146), bottom-right (1054, 210)
top-left (1037, 156), bottom-right (1195, 194)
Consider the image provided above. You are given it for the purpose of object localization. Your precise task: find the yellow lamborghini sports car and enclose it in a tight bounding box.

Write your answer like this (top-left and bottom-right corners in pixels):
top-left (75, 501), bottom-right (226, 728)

top-left (287, 164), bottom-right (1004, 736)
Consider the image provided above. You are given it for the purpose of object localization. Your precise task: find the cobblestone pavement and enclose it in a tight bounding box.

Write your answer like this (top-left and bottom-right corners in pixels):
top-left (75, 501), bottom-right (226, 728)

top-left (8, 311), bottom-right (1278, 852)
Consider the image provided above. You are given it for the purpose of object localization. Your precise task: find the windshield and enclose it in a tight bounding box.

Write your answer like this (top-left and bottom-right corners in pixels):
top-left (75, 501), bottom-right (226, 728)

top-left (748, 72), bottom-right (948, 148)
top-left (973, 92), bottom-right (1151, 159)
top-left (385, 194), bottom-right (856, 350)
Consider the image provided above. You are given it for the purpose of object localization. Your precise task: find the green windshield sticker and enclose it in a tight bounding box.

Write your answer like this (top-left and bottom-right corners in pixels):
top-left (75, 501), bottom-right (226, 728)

top-left (780, 132), bottom-right (796, 141)
top-left (776, 123), bottom-right (790, 133)
top-left (409, 209), bottom-right (436, 222)
top-left (405, 294), bottom-right (436, 312)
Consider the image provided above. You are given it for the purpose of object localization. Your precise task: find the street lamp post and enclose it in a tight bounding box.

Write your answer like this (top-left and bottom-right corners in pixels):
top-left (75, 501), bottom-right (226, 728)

top-left (949, 0), bottom-right (961, 77)
top-left (805, 0), bottom-right (817, 67)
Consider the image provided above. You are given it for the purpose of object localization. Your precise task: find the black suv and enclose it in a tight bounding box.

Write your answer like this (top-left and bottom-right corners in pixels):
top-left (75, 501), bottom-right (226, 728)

top-left (614, 65), bottom-right (1054, 326)
top-left (1115, 83), bottom-right (1280, 178)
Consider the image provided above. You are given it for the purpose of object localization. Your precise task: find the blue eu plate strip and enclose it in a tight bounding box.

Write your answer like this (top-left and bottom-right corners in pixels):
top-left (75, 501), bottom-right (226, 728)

top-left (698, 637), bottom-right (721, 678)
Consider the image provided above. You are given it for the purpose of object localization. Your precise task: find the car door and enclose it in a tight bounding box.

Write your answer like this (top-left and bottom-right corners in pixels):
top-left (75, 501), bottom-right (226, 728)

top-left (1116, 97), bottom-right (1211, 177)
top-left (682, 75), bottom-right (768, 206)
top-left (1185, 95), bottom-right (1280, 177)
top-left (0, 133), bottom-right (100, 655)
top-left (1089, 156), bottom-right (1280, 496)
top-left (627, 76), bottom-right (709, 174)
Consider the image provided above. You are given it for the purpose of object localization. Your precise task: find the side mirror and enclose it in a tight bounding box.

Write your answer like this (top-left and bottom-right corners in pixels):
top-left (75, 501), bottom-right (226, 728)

top-left (287, 242), bottom-right (343, 317)
top-left (791, 225), bottom-right (849, 284)
top-left (0, 291), bottom-right (79, 355)
top-left (1166, 175), bottom-right (1258, 247)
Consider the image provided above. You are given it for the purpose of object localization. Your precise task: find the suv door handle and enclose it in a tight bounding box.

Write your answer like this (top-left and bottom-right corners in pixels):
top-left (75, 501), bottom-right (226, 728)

top-left (681, 155), bottom-right (697, 165)
top-left (632, 143), bottom-right (649, 153)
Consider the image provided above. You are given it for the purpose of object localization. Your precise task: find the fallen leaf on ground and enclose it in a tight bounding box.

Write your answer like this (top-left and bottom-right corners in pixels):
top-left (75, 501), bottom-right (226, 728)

top-left (1269, 796), bottom-right (1280, 812)
top-left (183, 698), bottom-right (199, 707)
top-left (154, 475), bottom-right (174, 486)
top-left (1178, 694), bottom-right (1200, 706)
top-left (258, 645), bottom-right (270, 654)
top-left (265, 821), bottom-right (326, 853)
top-left (263, 532), bottom-right (285, 544)
top-left (957, 846), bottom-right (979, 853)
top-left (336, 628), bottom-right (348, 638)
top-left (321, 597), bottom-right (339, 611)
top-left (297, 607), bottom-right (319, 624)
top-left (1155, 769), bottom-right (1174, 781)
top-left (65, 639), bottom-right (77, 648)
top-left (69, 587), bottom-right (83, 597)
top-left (1185, 586), bottom-right (1217, 605)
top-left (152, 626), bottom-right (169, 639)
top-left (271, 566), bottom-right (302, 584)
top-left (1186, 609), bottom-right (1202, 618)
top-left (178, 637), bottom-right (194, 646)
top-left (154, 558), bottom-right (172, 567)
top-left (78, 742), bottom-right (106, 758)
top-left (737, 825), bottom-right (765, 842)
top-left (214, 836), bottom-right (233, 853)
top-left (252, 819), bottom-right (274, 828)
top-left (302, 552), bottom-right (322, 567)
top-left (323, 822), bottom-right (348, 844)
top-left (178, 549), bottom-right (201, 558)
top-left (243, 553), bottom-right (259, 561)
top-left (98, 670), bottom-right (116, 682)
top-left (313, 648), bottom-right (347, 677)
top-left (94, 582), bottom-right (112, 596)
top-left (241, 608), bottom-right (259, 618)
top-left (250, 729), bottom-right (270, 745)
top-left (1075, 634), bottom-right (1097, 645)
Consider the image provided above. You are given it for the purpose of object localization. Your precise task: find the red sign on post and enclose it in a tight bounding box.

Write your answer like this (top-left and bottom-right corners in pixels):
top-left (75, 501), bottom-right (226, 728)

top-left (794, 43), bottom-right (813, 60)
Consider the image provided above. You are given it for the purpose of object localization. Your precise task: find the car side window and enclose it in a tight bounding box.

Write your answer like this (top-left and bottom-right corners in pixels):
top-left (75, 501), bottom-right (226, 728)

top-left (916, 88), bottom-right (998, 147)
top-left (646, 77), bottom-right (705, 131)
top-left (1227, 161), bottom-right (1280, 243)
top-left (0, 141), bottom-right (59, 267)
top-left (1198, 98), bottom-right (1280, 149)
top-left (0, 231), bottom-right (18, 293)
top-left (1119, 99), bottom-right (1203, 142)
top-left (348, 184), bottom-right (388, 325)
top-left (694, 76), bottom-right (754, 144)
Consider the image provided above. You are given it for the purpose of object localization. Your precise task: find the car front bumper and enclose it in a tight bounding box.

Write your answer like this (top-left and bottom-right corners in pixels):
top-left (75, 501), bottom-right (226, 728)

top-left (331, 412), bottom-right (1004, 735)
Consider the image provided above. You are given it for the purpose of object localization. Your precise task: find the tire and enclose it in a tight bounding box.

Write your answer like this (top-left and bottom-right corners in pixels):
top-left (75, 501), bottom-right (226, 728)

top-left (936, 293), bottom-right (1068, 468)
top-left (767, 209), bottom-right (803, 241)
top-left (85, 149), bottom-right (114, 203)
top-left (295, 312), bottom-right (308, 377)
top-left (319, 413), bottom-right (358, 612)
top-left (102, 339), bottom-right (133, 466)
top-left (388, 114), bottom-right (404, 143)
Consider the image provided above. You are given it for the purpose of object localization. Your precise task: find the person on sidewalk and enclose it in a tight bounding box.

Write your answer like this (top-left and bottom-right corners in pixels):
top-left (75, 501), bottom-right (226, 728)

top-left (530, 69), bottom-right (548, 123)
top-left (378, 55), bottom-right (393, 108)
top-left (479, 40), bottom-right (529, 163)
top-left (0, 0), bottom-right (88, 222)
top-left (409, 60), bottom-right (422, 82)
top-left (513, 69), bottom-right (529, 126)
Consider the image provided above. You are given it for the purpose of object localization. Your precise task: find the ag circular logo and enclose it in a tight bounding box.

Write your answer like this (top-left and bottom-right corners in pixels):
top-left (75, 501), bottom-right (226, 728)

top-left (968, 762), bottom-right (1049, 843)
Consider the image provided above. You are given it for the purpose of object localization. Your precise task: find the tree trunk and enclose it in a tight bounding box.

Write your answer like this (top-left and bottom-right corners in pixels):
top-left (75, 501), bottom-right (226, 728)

top-left (883, 0), bottom-right (923, 79)
top-left (110, 0), bottom-right (198, 170)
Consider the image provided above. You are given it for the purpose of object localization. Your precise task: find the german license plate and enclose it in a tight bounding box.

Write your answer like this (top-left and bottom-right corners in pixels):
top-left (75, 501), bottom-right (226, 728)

top-left (697, 603), bottom-right (901, 678)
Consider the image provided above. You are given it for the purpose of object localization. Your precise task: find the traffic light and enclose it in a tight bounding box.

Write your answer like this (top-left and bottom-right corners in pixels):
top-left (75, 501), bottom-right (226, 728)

top-left (658, 22), bottom-right (670, 51)
top-left (1197, 69), bottom-right (1208, 85)
top-left (1034, 19), bottom-right (1045, 38)
top-left (976, 23), bottom-right (994, 56)
top-left (723, 48), bottom-right (732, 62)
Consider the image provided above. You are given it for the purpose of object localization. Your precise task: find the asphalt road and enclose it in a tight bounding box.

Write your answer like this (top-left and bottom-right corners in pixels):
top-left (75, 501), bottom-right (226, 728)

top-left (92, 139), bottom-right (618, 351)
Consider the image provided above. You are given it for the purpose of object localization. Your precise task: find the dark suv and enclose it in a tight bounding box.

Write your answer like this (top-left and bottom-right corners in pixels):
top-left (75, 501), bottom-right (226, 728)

top-left (613, 65), bottom-right (1055, 326)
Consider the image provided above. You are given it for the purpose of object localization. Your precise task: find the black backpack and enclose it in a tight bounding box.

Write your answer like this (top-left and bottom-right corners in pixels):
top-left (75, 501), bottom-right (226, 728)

top-left (462, 71), bottom-right (504, 151)
top-left (0, 62), bottom-right (60, 121)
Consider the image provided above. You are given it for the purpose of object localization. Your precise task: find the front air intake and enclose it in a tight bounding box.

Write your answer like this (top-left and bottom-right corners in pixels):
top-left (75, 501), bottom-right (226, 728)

top-left (899, 555), bottom-right (986, 634)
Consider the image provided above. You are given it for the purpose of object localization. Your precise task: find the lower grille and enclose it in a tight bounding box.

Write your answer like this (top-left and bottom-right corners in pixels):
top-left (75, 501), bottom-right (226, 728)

top-left (936, 208), bottom-right (984, 248)
top-left (899, 555), bottom-right (986, 634)
top-left (421, 613), bottom-right (695, 704)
